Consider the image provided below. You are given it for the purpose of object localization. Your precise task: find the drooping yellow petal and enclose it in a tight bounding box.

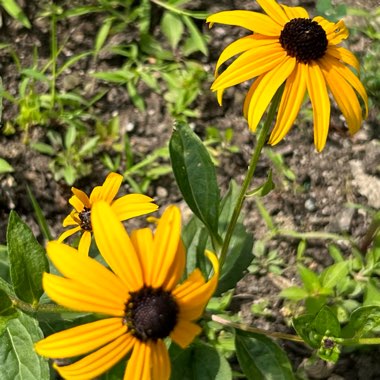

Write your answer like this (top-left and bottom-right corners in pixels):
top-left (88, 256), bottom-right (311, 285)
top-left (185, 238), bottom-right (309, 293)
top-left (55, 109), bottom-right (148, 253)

top-left (173, 269), bottom-right (205, 300)
top-left (162, 239), bottom-right (186, 291)
top-left (211, 44), bottom-right (285, 91)
top-left (170, 319), bottom-right (202, 349)
top-left (69, 194), bottom-right (85, 213)
top-left (92, 172), bottom-right (123, 204)
top-left (269, 62), bottom-right (307, 145)
top-left (243, 75), bottom-right (264, 119)
top-left (257, 0), bottom-right (289, 25)
top-left (329, 58), bottom-right (368, 118)
top-left (306, 62), bottom-right (331, 152)
top-left (320, 57), bottom-right (362, 134)
top-left (78, 230), bottom-right (92, 255)
top-left (57, 226), bottom-right (81, 243)
top-left (150, 205), bottom-right (181, 288)
top-left (207, 10), bottom-right (283, 36)
top-left (326, 45), bottom-right (360, 73)
top-left (35, 318), bottom-right (126, 358)
top-left (247, 56), bottom-right (296, 131)
top-left (314, 17), bottom-right (349, 45)
top-left (281, 4), bottom-right (309, 19)
top-left (55, 334), bottom-right (134, 380)
top-left (89, 185), bottom-right (101, 203)
top-left (46, 241), bottom-right (128, 301)
top-left (111, 194), bottom-right (158, 222)
top-left (151, 340), bottom-right (170, 380)
top-left (70, 188), bottom-right (90, 209)
top-left (124, 340), bottom-right (151, 380)
top-left (215, 34), bottom-right (278, 75)
top-left (92, 201), bottom-right (144, 292)
top-left (130, 228), bottom-right (154, 286)
top-left (43, 273), bottom-right (125, 316)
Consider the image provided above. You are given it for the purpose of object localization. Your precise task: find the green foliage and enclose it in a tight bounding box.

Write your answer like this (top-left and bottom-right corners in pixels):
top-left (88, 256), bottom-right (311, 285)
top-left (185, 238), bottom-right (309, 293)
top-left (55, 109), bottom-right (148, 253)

top-left (0, 0), bottom-right (31, 28)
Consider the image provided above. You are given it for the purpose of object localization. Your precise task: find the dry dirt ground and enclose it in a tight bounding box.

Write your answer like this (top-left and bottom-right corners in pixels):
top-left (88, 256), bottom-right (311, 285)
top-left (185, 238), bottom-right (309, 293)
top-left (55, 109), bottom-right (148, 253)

top-left (0, 0), bottom-right (380, 379)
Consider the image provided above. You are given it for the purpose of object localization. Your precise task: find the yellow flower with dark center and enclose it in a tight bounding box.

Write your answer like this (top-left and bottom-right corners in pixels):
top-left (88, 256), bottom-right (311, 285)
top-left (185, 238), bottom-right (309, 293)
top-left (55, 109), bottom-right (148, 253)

top-left (58, 172), bottom-right (158, 255)
top-left (35, 203), bottom-right (219, 380)
top-left (208, 0), bottom-right (368, 151)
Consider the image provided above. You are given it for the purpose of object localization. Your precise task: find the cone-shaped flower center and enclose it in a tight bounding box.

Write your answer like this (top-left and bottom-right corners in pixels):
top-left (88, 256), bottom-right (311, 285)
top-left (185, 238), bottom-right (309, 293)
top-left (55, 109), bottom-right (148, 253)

top-left (125, 287), bottom-right (179, 342)
top-left (280, 18), bottom-right (328, 63)
top-left (79, 207), bottom-right (92, 231)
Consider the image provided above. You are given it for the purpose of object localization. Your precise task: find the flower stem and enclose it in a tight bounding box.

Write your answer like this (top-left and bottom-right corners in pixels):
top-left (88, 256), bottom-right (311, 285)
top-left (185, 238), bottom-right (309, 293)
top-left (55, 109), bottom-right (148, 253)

top-left (219, 90), bottom-right (282, 269)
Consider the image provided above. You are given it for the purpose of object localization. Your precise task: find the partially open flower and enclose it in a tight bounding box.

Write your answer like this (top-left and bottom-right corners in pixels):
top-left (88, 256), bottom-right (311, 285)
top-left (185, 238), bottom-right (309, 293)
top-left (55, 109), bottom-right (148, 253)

top-left (35, 203), bottom-right (219, 379)
top-left (208, 0), bottom-right (368, 151)
top-left (58, 172), bottom-right (158, 255)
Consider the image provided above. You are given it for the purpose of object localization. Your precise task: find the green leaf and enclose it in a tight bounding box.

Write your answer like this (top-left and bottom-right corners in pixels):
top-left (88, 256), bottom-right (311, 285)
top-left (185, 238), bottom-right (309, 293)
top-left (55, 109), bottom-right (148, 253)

top-left (320, 262), bottom-right (348, 289)
top-left (0, 0), bottom-right (31, 28)
top-left (7, 211), bottom-right (49, 306)
top-left (161, 12), bottom-right (184, 50)
top-left (182, 15), bottom-right (208, 56)
top-left (364, 279), bottom-right (380, 306)
top-left (246, 169), bottom-right (275, 197)
top-left (313, 305), bottom-right (341, 337)
top-left (342, 306), bottom-right (380, 339)
top-left (298, 264), bottom-right (321, 294)
top-left (216, 181), bottom-right (253, 295)
top-left (170, 341), bottom-right (232, 379)
top-left (64, 125), bottom-right (77, 149)
top-left (0, 289), bottom-right (17, 317)
top-left (0, 312), bottom-right (50, 379)
top-left (94, 18), bottom-right (112, 56)
top-left (280, 286), bottom-right (309, 301)
top-left (30, 142), bottom-right (55, 156)
top-left (235, 330), bottom-right (295, 380)
top-left (0, 158), bottom-right (14, 174)
top-left (169, 121), bottom-right (220, 241)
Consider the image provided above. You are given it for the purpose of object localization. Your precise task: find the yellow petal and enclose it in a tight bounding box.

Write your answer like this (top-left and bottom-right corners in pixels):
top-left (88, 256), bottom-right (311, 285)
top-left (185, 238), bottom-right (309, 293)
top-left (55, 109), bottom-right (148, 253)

top-left (329, 58), bottom-right (368, 118)
top-left (55, 334), bottom-right (134, 380)
top-left (150, 205), bottom-right (181, 288)
top-left (69, 194), bottom-right (85, 213)
top-left (70, 188), bottom-right (90, 209)
top-left (247, 56), bottom-right (296, 131)
top-left (314, 17), bottom-right (349, 44)
top-left (151, 340), bottom-right (170, 380)
top-left (92, 201), bottom-right (144, 292)
top-left (35, 318), bottom-right (126, 358)
top-left (57, 226), bottom-right (81, 243)
top-left (326, 46), bottom-right (360, 73)
top-left (243, 75), bottom-right (265, 119)
top-left (170, 319), bottom-right (201, 348)
top-left (269, 62), bottom-right (307, 145)
top-left (211, 44), bottom-right (285, 91)
top-left (320, 57), bottom-right (362, 134)
top-left (91, 172), bottom-right (123, 204)
top-left (306, 62), bottom-right (331, 152)
top-left (207, 10), bottom-right (283, 36)
top-left (78, 230), bottom-right (92, 255)
top-left (111, 194), bottom-right (158, 221)
top-left (43, 273), bottom-right (125, 316)
top-left (62, 211), bottom-right (78, 227)
top-left (257, 0), bottom-right (289, 25)
top-left (162, 239), bottom-right (186, 291)
top-left (173, 269), bottom-right (205, 300)
top-left (215, 34), bottom-right (278, 76)
top-left (130, 228), bottom-right (154, 286)
top-left (281, 5), bottom-right (309, 19)
top-left (124, 341), bottom-right (151, 380)
top-left (46, 241), bottom-right (128, 301)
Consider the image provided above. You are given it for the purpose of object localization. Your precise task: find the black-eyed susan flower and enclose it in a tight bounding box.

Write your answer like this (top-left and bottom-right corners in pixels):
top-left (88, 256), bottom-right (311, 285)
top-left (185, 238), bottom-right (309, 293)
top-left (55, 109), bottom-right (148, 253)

top-left (208, 0), bottom-right (368, 151)
top-left (35, 203), bottom-right (219, 379)
top-left (58, 172), bottom-right (158, 255)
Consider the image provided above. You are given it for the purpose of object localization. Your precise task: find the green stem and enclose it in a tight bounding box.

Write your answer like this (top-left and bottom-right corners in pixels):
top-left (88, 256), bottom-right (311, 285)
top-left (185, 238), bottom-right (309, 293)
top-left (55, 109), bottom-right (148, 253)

top-left (211, 314), bottom-right (304, 343)
top-left (50, 9), bottom-right (57, 109)
top-left (11, 295), bottom-right (74, 314)
top-left (219, 89), bottom-right (282, 269)
top-left (273, 229), bottom-right (354, 244)
top-left (342, 337), bottom-right (380, 346)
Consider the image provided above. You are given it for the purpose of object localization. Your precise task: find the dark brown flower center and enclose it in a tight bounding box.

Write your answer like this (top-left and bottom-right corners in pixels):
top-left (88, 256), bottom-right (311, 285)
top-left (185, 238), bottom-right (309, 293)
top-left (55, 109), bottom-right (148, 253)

top-left (279, 18), bottom-right (328, 63)
top-left (78, 207), bottom-right (92, 231)
top-left (125, 286), bottom-right (179, 342)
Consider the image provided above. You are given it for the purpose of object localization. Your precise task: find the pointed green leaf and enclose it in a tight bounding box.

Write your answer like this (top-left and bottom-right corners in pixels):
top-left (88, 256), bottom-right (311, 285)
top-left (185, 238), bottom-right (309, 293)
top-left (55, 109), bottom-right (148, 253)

top-left (161, 12), bottom-right (184, 50)
top-left (320, 262), bottom-right (348, 289)
top-left (0, 158), bottom-right (14, 174)
top-left (170, 122), bottom-right (220, 240)
top-left (298, 264), bottom-right (321, 294)
top-left (342, 306), bottom-right (380, 339)
top-left (235, 330), bottom-right (295, 380)
top-left (0, 312), bottom-right (50, 379)
top-left (246, 169), bottom-right (275, 197)
top-left (7, 211), bottom-right (49, 306)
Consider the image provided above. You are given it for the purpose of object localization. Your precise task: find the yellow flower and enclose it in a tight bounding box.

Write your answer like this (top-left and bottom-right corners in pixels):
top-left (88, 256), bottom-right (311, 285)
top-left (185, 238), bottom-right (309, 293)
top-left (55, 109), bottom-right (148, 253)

top-left (35, 203), bottom-right (219, 380)
top-left (208, 0), bottom-right (368, 151)
top-left (58, 172), bottom-right (158, 255)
